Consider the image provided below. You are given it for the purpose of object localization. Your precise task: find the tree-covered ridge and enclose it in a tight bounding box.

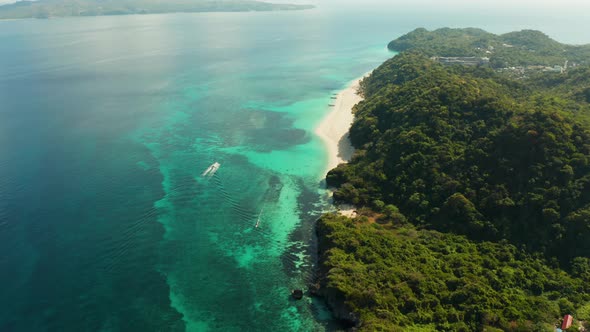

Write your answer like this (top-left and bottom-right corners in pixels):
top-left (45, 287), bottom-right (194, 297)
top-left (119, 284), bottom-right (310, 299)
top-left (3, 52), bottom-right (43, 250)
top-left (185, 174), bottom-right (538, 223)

top-left (528, 66), bottom-right (590, 107)
top-left (328, 52), bottom-right (590, 263)
top-left (320, 30), bottom-right (590, 330)
top-left (387, 28), bottom-right (590, 68)
top-left (317, 214), bottom-right (590, 331)
top-left (0, 0), bottom-right (314, 19)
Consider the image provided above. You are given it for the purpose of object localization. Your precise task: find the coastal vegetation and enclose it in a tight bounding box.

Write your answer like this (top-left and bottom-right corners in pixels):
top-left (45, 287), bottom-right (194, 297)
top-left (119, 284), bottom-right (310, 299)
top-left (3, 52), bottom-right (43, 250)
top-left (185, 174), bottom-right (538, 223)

top-left (317, 213), bottom-right (590, 331)
top-left (387, 28), bottom-right (590, 68)
top-left (318, 28), bottom-right (590, 330)
top-left (0, 0), bottom-right (313, 19)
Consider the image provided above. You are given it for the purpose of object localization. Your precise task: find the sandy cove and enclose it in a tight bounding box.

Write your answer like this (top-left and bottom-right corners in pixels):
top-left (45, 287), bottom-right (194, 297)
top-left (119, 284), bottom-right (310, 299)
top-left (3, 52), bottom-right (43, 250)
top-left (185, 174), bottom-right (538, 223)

top-left (315, 75), bottom-right (367, 218)
top-left (315, 76), bottom-right (365, 176)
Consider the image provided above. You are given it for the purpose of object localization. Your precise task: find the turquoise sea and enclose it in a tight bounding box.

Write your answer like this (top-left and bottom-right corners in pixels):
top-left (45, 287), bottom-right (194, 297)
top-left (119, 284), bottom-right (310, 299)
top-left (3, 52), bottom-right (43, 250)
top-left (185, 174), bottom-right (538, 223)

top-left (1, 5), bottom-right (589, 331)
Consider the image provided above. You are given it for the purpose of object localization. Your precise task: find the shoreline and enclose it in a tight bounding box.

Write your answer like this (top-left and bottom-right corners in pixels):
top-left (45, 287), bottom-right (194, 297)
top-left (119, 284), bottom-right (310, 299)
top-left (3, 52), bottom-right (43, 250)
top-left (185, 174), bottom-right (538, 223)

top-left (315, 75), bottom-right (367, 177)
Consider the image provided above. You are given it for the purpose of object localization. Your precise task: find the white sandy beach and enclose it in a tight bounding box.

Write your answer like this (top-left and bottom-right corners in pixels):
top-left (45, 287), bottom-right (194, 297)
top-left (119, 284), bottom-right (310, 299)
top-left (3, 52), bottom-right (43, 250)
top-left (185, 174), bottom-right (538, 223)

top-left (315, 76), bottom-right (366, 175)
top-left (316, 76), bottom-right (367, 218)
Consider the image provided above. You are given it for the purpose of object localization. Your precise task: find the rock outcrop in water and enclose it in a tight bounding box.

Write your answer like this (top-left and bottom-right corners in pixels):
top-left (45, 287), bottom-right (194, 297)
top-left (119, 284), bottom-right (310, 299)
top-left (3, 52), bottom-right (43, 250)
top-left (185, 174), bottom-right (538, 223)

top-left (291, 289), bottom-right (304, 300)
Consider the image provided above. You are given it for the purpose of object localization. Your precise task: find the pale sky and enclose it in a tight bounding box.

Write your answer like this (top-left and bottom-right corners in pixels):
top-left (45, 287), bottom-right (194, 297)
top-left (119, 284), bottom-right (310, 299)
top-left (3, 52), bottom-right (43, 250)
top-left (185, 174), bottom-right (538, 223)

top-left (283, 0), bottom-right (590, 11)
top-left (2, 0), bottom-right (590, 11)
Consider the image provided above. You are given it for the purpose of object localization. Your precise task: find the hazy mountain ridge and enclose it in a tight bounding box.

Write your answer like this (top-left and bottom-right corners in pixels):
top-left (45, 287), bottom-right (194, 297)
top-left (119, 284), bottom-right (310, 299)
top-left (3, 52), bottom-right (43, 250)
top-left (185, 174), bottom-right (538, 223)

top-left (388, 27), bottom-right (590, 69)
top-left (0, 0), bottom-right (314, 19)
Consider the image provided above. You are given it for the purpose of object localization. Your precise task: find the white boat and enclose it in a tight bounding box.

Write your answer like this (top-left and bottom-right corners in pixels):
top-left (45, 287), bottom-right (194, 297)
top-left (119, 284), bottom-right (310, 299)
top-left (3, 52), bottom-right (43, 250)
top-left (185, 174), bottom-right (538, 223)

top-left (202, 162), bottom-right (221, 177)
top-left (255, 209), bottom-right (263, 228)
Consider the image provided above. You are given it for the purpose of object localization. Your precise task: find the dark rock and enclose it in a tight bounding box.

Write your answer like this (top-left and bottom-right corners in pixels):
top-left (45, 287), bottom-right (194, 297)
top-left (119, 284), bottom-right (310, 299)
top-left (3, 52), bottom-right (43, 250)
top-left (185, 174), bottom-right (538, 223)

top-left (291, 289), bottom-right (304, 300)
top-left (319, 286), bottom-right (360, 327)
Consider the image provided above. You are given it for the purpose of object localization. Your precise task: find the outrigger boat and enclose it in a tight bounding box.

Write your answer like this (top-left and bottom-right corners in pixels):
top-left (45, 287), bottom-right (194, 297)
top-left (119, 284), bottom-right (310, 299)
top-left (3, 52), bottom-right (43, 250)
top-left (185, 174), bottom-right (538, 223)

top-left (202, 162), bottom-right (221, 177)
top-left (255, 209), bottom-right (263, 228)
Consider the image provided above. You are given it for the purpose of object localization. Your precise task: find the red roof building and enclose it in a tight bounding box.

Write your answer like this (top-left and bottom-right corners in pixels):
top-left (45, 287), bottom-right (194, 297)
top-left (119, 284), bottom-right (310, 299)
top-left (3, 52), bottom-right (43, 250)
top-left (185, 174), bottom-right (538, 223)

top-left (562, 314), bottom-right (573, 329)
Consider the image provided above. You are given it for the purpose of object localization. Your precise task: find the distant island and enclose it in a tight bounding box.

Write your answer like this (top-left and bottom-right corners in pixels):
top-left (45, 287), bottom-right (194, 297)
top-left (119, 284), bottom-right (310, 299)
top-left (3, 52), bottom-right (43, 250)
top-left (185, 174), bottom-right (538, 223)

top-left (0, 0), bottom-right (314, 19)
top-left (314, 28), bottom-right (590, 331)
top-left (388, 27), bottom-right (590, 74)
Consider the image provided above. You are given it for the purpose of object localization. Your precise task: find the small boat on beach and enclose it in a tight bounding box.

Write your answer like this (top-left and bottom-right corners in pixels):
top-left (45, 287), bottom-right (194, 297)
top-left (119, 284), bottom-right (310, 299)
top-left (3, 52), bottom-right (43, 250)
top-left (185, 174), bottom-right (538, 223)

top-left (202, 162), bottom-right (221, 177)
top-left (328, 104), bottom-right (335, 107)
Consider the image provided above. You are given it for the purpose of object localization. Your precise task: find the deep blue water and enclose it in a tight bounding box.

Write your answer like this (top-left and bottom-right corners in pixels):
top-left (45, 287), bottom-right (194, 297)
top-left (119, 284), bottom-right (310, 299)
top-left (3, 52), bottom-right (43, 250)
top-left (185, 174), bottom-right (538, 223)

top-left (0, 5), bottom-right (588, 332)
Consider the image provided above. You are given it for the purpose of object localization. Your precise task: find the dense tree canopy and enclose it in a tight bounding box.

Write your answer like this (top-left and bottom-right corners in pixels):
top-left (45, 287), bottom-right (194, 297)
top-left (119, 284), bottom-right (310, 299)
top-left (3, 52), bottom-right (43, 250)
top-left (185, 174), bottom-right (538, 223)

top-left (387, 28), bottom-right (590, 68)
top-left (328, 52), bottom-right (590, 262)
top-left (317, 214), bottom-right (590, 331)
top-left (319, 28), bottom-right (590, 331)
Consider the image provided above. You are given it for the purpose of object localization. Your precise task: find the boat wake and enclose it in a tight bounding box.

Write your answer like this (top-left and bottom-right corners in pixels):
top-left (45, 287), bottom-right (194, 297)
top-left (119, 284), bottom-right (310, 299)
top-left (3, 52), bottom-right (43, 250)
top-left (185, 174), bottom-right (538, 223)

top-left (255, 209), bottom-right (263, 228)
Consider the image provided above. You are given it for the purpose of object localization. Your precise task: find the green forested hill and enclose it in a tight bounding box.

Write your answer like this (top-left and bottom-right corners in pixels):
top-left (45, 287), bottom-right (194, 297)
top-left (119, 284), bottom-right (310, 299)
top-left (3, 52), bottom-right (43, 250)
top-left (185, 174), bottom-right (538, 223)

top-left (387, 28), bottom-right (590, 68)
top-left (318, 30), bottom-right (590, 331)
top-left (0, 0), bottom-right (313, 19)
top-left (328, 52), bottom-right (590, 262)
top-left (317, 214), bottom-right (590, 331)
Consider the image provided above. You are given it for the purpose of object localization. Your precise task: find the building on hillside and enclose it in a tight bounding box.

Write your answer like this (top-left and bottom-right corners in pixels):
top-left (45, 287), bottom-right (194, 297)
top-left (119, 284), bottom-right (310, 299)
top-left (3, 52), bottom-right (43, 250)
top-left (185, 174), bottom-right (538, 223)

top-left (431, 56), bottom-right (490, 66)
top-left (562, 314), bottom-right (573, 329)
